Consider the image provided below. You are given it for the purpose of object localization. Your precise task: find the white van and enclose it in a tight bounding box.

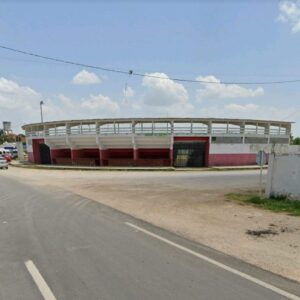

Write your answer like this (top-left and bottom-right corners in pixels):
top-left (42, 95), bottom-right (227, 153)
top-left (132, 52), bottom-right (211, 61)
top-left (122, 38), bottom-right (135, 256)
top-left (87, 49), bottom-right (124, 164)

top-left (0, 148), bottom-right (10, 156)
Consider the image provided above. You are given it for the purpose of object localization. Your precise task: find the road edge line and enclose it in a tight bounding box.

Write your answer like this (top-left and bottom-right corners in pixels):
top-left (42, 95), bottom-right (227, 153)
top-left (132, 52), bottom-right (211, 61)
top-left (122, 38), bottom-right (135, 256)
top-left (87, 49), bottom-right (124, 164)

top-left (125, 222), bottom-right (300, 300)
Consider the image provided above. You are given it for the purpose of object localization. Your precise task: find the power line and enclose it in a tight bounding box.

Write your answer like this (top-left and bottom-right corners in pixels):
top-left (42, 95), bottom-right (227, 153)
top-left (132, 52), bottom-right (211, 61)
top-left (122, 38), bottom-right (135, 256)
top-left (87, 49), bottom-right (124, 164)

top-left (2, 44), bottom-right (300, 85)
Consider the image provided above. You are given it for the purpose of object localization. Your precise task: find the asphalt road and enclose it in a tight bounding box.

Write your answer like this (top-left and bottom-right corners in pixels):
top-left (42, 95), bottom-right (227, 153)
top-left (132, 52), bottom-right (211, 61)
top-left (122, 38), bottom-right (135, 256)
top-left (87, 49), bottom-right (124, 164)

top-left (0, 174), bottom-right (299, 300)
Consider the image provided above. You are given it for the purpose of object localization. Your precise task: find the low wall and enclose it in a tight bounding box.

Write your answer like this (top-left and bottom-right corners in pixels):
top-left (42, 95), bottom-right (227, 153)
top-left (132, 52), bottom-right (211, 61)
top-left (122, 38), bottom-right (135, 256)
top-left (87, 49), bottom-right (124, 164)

top-left (209, 144), bottom-right (263, 166)
top-left (288, 145), bottom-right (300, 153)
top-left (208, 143), bottom-right (291, 166)
top-left (209, 153), bottom-right (257, 166)
top-left (266, 153), bottom-right (300, 200)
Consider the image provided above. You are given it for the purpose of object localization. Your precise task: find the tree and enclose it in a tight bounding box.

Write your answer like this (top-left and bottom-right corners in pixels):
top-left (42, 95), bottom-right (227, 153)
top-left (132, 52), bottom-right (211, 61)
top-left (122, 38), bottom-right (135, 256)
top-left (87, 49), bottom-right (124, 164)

top-left (293, 137), bottom-right (300, 145)
top-left (0, 129), bottom-right (5, 145)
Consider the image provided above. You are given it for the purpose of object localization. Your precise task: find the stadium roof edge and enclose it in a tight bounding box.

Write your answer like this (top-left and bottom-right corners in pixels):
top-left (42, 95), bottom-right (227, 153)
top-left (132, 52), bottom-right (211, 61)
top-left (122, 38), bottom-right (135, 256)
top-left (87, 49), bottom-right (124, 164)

top-left (22, 117), bottom-right (294, 130)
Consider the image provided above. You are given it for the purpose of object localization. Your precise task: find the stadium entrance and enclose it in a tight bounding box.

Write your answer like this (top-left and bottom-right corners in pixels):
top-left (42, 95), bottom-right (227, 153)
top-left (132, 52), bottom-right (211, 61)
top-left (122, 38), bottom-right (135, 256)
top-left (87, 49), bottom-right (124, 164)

top-left (173, 142), bottom-right (206, 167)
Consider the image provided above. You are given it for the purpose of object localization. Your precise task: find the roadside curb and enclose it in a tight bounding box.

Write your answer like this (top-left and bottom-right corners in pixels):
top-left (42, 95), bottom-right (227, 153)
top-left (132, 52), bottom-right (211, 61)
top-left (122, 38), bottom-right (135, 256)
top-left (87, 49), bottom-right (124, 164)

top-left (10, 162), bottom-right (176, 172)
top-left (10, 161), bottom-right (268, 172)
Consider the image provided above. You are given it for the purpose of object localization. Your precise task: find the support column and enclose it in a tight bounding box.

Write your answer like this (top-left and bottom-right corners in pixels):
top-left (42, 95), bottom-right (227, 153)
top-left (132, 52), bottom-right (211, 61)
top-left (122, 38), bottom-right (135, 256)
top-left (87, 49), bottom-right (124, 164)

top-left (266, 123), bottom-right (271, 144)
top-left (133, 148), bottom-right (139, 160)
top-left (169, 135), bottom-right (174, 166)
top-left (208, 121), bottom-right (212, 144)
top-left (71, 149), bottom-right (81, 165)
top-left (169, 148), bottom-right (173, 166)
top-left (99, 149), bottom-right (109, 166)
top-left (240, 122), bottom-right (245, 144)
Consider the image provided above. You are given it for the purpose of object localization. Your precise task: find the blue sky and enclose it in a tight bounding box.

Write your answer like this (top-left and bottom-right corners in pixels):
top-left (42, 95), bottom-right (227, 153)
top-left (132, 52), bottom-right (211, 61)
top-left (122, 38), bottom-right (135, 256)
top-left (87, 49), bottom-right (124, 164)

top-left (0, 1), bottom-right (300, 135)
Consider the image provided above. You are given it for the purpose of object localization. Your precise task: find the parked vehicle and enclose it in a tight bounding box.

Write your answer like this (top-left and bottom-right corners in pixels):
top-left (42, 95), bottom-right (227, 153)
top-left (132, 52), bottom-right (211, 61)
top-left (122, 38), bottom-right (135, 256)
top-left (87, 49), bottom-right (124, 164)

top-left (0, 156), bottom-right (8, 169)
top-left (0, 149), bottom-right (12, 162)
top-left (11, 149), bottom-right (18, 159)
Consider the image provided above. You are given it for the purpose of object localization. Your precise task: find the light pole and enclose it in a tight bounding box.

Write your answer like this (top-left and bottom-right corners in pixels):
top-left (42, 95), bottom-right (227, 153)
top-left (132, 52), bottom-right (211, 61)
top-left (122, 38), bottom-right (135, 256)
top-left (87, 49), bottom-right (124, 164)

top-left (40, 100), bottom-right (44, 123)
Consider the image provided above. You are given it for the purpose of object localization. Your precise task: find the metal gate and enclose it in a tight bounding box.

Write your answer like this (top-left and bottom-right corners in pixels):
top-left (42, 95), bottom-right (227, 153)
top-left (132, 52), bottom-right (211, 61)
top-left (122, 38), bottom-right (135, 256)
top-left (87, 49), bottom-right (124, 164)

top-left (39, 144), bottom-right (51, 164)
top-left (173, 142), bottom-right (206, 167)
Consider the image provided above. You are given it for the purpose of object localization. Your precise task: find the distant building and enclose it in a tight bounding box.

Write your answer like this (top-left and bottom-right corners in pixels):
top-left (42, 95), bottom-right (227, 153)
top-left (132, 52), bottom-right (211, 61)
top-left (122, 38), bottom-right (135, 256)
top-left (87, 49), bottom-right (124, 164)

top-left (2, 121), bottom-right (12, 134)
top-left (22, 117), bottom-right (293, 167)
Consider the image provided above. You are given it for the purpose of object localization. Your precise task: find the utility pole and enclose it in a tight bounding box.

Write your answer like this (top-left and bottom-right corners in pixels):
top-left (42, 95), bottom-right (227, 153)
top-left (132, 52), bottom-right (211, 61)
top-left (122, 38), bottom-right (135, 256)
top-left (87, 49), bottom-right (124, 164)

top-left (40, 101), bottom-right (44, 123)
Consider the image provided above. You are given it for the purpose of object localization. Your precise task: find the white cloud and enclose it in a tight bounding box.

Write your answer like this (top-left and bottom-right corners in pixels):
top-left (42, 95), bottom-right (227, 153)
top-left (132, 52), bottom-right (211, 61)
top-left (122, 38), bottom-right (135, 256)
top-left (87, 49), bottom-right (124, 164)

top-left (196, 75), bottom-right (264, 101)
top-left (80, 94), bottom-right (119, 112)
top-left (142, 72), bottom-right (189, 106)
top-left (0, 77), bottom-right (120, 131)
top-left (0, 77), bottom-right (41, 110)
top-left (225, 103), bottom-right (259, 112)
top-left (199, 103), bottom-right (298, 125)
top-left (72, 69), bottom-right (102, 85)
top-left (141, 72), bottom-right (194, 116)
top-left (277, 1), bottom-right (300, 32)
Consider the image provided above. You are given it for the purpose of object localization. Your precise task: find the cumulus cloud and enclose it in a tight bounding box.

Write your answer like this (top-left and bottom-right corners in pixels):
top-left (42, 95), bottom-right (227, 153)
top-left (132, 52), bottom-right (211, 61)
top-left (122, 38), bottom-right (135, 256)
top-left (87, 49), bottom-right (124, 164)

top-left (72, 69), bottom-right (102, 85)
top-left (0, 77), bottom-right (41, 110)
top-left (142, 72), bottom-right (189, 106)
top-left (81, 94), bottom-right (119, 112)
top-left (277, 0), bottom-right (300, 32)
top-left (141, 72), bottom-right (194, 116)
top-left (0, 76), bottom-right (121, 131)
top-left (196, 75), bottom-right (264, 101)
top-left (225, 103), bottom-right (259, 112)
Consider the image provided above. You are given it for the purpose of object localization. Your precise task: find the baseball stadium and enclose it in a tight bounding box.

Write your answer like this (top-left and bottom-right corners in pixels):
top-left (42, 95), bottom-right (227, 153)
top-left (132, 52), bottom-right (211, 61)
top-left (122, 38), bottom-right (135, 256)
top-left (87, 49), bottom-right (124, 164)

top-left (23, 117), bottom-right (292, 167)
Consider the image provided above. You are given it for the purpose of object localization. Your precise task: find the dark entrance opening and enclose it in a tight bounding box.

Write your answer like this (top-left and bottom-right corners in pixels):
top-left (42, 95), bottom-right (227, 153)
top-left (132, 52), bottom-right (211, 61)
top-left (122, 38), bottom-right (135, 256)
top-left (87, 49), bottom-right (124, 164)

top-left (39, 144), bottom-right (51, 164)
top-left (173, 142), bottom-right (206, 167)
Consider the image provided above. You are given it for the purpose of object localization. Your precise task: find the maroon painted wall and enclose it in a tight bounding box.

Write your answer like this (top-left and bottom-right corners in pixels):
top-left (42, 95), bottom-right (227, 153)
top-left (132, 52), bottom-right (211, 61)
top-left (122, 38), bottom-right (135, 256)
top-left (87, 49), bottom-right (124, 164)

top-left (51, 149), bottom-right (71, 164)
top-left (32, 138), bottom-right (45, 164)
top-left (138, 148), bottom-right (169, 159)
top-left (109, 149), bottom-right (133, 159)
top-left (209, 153), bottom-right (257, 166)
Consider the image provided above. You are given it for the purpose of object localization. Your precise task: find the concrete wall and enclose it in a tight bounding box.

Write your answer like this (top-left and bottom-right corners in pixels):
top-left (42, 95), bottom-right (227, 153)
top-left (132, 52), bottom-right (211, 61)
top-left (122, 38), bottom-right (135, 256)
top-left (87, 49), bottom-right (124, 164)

top-left (209, 143), bottom-right (289, 154)
top-left (266, 153), bottom-right (300, 200)
top-left (289, 145), bottom-right (300, 153)
top-left (208, 143), bottom-right (292, 166)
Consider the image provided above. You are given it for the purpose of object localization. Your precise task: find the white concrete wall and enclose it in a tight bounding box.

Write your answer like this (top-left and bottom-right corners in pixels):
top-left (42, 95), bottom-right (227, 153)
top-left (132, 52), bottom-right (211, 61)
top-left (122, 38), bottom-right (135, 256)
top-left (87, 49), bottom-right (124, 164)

top-left (289, 145), bottom-right (300, 153)
top-left (266, 153), bottom-right (300, 200)
top-left (210, 143), bottom-right (289, 154)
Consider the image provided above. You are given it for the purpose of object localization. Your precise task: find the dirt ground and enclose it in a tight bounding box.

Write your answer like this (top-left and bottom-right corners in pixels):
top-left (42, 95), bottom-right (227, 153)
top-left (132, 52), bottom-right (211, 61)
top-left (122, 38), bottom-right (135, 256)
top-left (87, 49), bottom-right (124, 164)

top-left (2, 167), bottom-right (300, 283)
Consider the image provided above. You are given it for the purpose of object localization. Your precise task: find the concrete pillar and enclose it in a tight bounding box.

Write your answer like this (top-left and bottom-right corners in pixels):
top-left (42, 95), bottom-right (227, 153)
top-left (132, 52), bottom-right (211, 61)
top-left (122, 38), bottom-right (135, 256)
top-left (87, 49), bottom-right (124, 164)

top-left (170, 121), bottom-right (174, 134)
top-left (240, 123), bottom-right (245, 144)
top-left (240, 123), bottom-right (245, 134)
top-left (71, 149), bottom-right (81, 165)
top-left (169, 148), bottom-right (174, 166)
top-left (100, 149), bottom-right (109, 166)
top-left (133, 148), bottom-right (139, 160)
top-left (208, 121), bottom-right (212, 134)
top-left (169, 134), bottom-right (174, 166)
top-left (16, 142), bottom-right (24, 161)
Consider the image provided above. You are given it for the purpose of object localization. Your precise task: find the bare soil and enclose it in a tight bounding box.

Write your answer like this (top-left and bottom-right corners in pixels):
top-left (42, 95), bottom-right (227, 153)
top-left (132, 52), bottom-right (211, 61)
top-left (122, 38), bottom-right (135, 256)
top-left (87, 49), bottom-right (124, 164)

top-left (3, 167), bottom-right (300, 282)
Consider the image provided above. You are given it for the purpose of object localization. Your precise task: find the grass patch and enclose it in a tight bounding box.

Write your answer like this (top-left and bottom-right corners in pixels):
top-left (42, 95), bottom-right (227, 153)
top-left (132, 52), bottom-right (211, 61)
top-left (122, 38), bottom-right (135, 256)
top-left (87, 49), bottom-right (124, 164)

top-left (227, 193), bottom-right (300, 216)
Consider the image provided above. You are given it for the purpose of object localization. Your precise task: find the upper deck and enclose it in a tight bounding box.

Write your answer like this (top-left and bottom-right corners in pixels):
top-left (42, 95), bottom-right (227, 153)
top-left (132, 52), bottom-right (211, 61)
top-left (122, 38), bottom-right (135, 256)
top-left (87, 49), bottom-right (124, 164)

top-left (23, 118), bottom-right (292, 142)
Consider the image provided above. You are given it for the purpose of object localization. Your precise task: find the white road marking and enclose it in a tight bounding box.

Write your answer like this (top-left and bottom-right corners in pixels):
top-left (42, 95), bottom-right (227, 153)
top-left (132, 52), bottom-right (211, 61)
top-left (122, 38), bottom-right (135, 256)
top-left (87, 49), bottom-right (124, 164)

top-left (24, 260), bottom-right (57, 300)
top-left (125, 222), bottom-right (300, 300)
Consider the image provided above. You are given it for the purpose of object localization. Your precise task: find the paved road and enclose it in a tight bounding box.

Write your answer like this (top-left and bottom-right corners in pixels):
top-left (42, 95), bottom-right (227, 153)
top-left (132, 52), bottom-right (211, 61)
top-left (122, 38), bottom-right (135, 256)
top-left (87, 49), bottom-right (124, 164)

top-left (0, 175), bottom-right (299, 300)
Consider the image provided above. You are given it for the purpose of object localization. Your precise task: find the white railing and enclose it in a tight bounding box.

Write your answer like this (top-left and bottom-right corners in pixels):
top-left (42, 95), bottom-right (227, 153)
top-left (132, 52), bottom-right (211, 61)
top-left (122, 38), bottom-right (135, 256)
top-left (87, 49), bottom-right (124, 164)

top-left (26, 126), bottom-right (289, 137)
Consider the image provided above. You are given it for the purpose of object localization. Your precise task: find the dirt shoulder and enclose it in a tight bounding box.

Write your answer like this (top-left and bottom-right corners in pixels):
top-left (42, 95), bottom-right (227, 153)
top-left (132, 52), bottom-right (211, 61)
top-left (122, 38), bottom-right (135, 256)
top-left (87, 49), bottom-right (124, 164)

top-left (3, 167), bottom-right (300, 283)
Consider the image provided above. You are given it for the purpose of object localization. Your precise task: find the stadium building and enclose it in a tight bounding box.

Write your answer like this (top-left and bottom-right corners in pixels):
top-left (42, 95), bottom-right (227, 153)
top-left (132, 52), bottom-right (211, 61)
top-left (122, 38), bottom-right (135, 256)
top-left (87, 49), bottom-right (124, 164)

top-left (23, 118), bottom-right (292, 167)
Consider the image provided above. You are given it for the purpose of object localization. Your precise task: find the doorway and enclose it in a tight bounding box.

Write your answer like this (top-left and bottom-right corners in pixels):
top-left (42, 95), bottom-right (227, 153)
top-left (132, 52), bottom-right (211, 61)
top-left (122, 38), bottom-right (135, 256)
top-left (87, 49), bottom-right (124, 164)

top-left (173, 142), bottom-right (206, 167)
top-left (39, 144), bottom-right (51, 164)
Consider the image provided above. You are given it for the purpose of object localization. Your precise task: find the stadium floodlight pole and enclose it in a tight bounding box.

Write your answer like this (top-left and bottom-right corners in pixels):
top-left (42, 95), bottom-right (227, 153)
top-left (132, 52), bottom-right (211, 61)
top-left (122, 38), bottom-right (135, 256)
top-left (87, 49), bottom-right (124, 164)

top-left (40, 100), bottom-right (44, 123)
